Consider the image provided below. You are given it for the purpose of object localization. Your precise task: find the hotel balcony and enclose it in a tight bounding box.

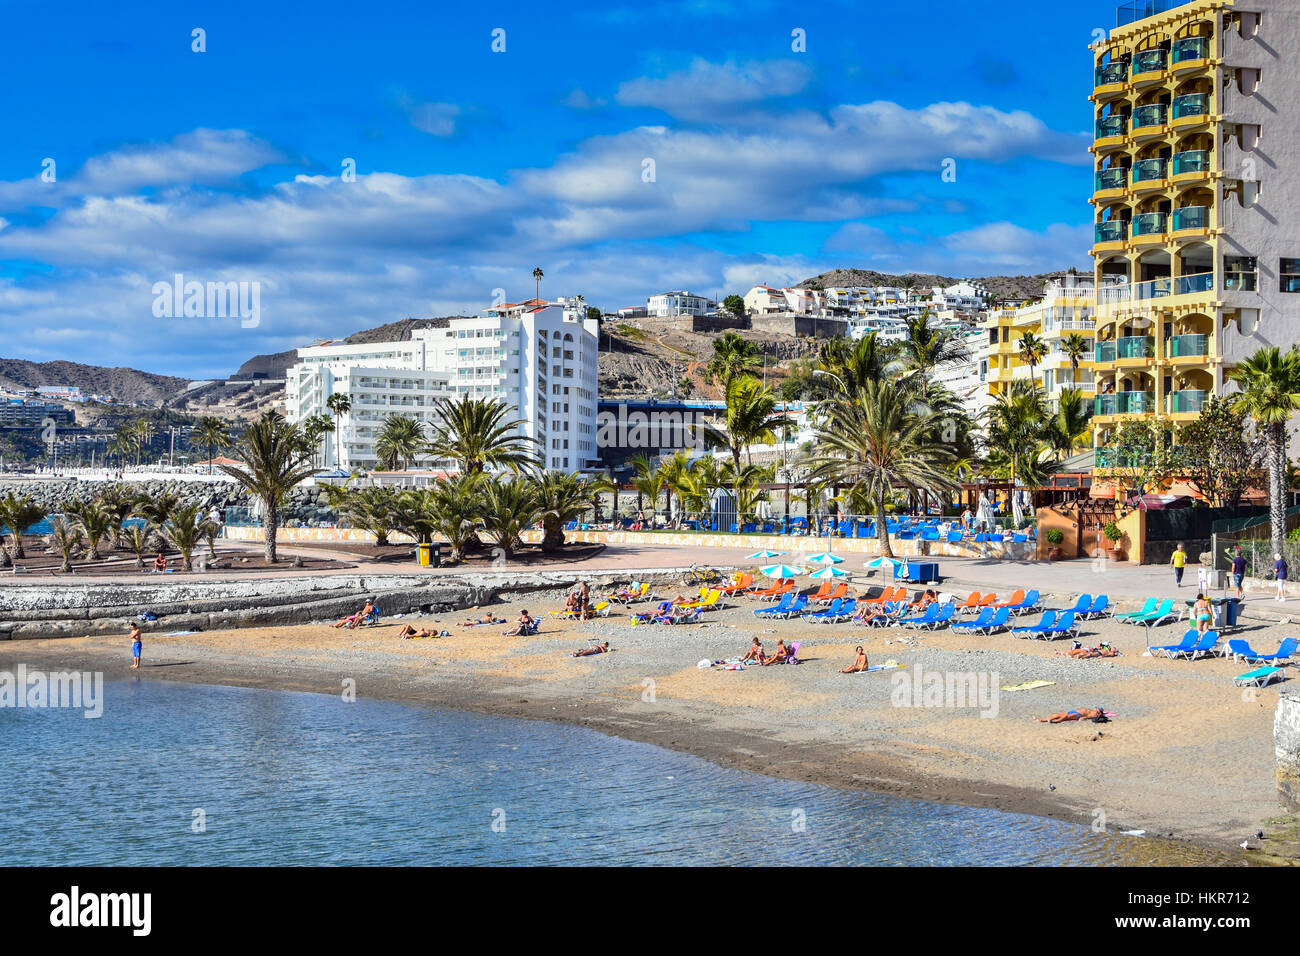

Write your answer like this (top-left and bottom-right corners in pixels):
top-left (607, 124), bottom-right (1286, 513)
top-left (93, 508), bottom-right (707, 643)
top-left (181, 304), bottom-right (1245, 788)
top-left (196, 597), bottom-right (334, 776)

top-left (1131, 211), bottom-right (1167, 242)
top-left (1095, 167), bottom-right (1129, 196)
top-left (1169, 389), bottom-right (1207, 415)
top-left (1094, 61), bottom-right (1129, 99)
top-left (1171, 93), bottom-right (1210, 128)
top-left (1116, 1), bottom-right (1195, 28)
top-left (1095, 444), bottom-right (1188, 469)
top-left (1094, 115), bottom-right (1127, 148)
top-left (1094, 391), bottom-right (1156, 416)
top-left (1131, 103), bottom-right (1168, 140)
top-left (1131, 157), bottom-right (1167, 192)
top-left (1171, 149), bottom-right (1210, 180)
top-left (1131, 49), bottom-right (1168, 84)
top-left (1166, 333), bottom-right (1208, 360)
top-left (1170, 205), bottom-right (1210, 237)
top-left (1094, 220), bottom-right (1128, 253)
top-left (1171, 36), bottom-right (1210, 71)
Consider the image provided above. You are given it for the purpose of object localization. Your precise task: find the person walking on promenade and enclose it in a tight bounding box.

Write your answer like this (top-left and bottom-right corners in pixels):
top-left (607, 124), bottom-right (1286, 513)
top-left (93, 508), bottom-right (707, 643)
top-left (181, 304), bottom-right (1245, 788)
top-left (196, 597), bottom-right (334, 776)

top-left (1170, 543), bottom-right (1187, 588)
top-left (1275, 553), bottom-right (1289, 602)
top-left (1231, 547), bottom-right (1247, 600)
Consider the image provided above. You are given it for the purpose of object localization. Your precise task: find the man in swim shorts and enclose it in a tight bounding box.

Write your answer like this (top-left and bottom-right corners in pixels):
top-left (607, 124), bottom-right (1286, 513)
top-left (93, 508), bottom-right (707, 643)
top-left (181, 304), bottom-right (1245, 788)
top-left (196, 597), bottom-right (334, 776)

top-left (129, 623), bottom-right (142, 669)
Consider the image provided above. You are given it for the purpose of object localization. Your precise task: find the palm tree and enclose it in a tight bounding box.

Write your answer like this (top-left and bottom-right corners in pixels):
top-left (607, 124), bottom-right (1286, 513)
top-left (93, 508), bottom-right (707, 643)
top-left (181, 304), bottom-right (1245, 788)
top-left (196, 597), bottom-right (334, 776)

top-left (44, 517), bottom-right (84, 573)
top-left (678, 455), bottom-right (723, 516)
top-left (375, 414), bottom-right (424, 471)
top-left (132, 418), bottom-right (156, 467)
top-left (808, 380), bottom-right (955, 557)
top-left (816, 331), bottom-right (897, 401)
top-left (424, 396), bottom-right (537, 474)
top-left (717, 376), bottom-right (787, 473)
top-left (0, 493), bottom-right (44, 560)
top-left (479, 477), bottom-right (539, 557)
top-left (705, 331), bottom-right (763, 393)
top-left (121, 522), bottom-right (156, 571)
top-left (533, 471), bottom-right (608, 551)
top-left (1230, 345), bottom-right (1300, 551)
top-left (655, 450), bottom-right (694, 526)
top-left (132, 491), bottom-right (179, 527)
top-left (1017, 332), bottom-right (1049, 388)
top-left (323, 485), bottom-right (400, 546)
top-left (193, 416), bottom-right (230, 474)
top-left (532, 266), bottom-right (544, 301)
top-left (425, 475), bottom-right (485, 562)
top-left (73, 499), bottom-right (114, 560)
top-left (1046, 388), bottom-right (1092, 459)
top-left (218, 411), bottom-right (320, 563)
top-left (1061, 333), bottom-right (1092, 385)
top-left (161, 502), bottom-right (207, 571)
top-left (325, 393), bottom-right (352, 469)
top-left (300, 414), bottom-right (336, 468)
top-left (983, 381), bottom-right (1058, 490)
top-left (112, 422), bottom-right (140, 468)
top-left (628, 454), bottom-right (666, 518)
top-left (899, 312), bottom-right (965, 400)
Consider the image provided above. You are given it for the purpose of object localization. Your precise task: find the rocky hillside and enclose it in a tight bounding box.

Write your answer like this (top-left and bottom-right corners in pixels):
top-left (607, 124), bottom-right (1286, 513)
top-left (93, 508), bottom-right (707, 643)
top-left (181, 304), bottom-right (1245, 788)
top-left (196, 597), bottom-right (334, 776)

top-left (798, 268), bottom-right (1090, 303)
top-left (0, 358), bottom-right (190, 406)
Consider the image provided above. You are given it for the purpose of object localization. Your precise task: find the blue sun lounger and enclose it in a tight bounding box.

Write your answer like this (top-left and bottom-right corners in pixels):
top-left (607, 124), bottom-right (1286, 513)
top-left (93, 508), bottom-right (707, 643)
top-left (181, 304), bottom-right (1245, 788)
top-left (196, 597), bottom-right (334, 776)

top-left (915, 603), bottom-right (956, 630)
top-left (1081, 594), bottom-right (1112, 619)
top-left (1170, 631), bottom-right (1219, 660)
top-left (1031, 610), bottom-right (1080, 641)
top-left (895, 603), bottom-right (942, 628)
top-left (1235, 666), bottom-right (1285, 688)
top-left (754, 593), bottom-right (795, 617)
top-left (1056, 594), bottom-right (1093, 616)
top-left (1151, 630), bottom-right (1199, 658)
top-left (1010, 610), bottom-right (1057, 639)
top-left (952, 607), bottom-right (995, 633)
top-left (1229, 637), bottom-right (1298, 664)
top-left (803, 598), bottom-right (843, 623)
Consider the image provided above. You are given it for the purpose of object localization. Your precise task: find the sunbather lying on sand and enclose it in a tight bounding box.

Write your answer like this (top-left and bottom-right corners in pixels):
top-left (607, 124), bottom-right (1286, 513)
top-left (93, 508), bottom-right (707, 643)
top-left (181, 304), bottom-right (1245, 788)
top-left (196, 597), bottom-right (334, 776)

top-left (1036, 706), bottom-right (1109, 723)
top-left (840, 646), bottom-right (869, 673)
top-left (761, 639), bottom-right (789, 666)
top-left (1056, 641), bottom-right (1119, 659)
top-left (459, 615), bottom-right (505, 627)
top-left (740, 637), bottom-right (764, 663)
top-left (571, 641), bottom-right (610, 657)
top-left (397, 624), bottom-right (438, 639)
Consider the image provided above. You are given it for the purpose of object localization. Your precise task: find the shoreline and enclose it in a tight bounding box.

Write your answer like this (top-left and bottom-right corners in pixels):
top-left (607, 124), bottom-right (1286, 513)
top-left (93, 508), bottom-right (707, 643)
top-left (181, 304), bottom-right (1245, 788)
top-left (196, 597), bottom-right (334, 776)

top-left (0, 629), bottom-right (1248, 864)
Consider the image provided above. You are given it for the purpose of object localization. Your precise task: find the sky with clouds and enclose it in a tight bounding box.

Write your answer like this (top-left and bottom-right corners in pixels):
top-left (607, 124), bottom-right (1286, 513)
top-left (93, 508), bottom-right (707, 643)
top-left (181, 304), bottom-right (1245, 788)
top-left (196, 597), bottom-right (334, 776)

top-left (0, 0), bottom-right (1123, 378)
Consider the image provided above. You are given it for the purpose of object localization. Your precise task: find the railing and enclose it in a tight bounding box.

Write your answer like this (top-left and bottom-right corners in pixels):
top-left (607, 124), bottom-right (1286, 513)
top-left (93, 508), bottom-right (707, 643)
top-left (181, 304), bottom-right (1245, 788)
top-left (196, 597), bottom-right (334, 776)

top-left (1168, 333), bottom-right (1208, 357)
top-left (1172, 206), bottom-right (1209, 231)
top-left (1119, 391), bottom-right (1156, 413)
top-left (1096, 62), bottom-right (1128, 86)
top-left (1174, 271), bottom-right (1213, 295)
top-left (1171, 389), bottom-right (1207, 413)
top-left (1134, 277), bottom-right (1171, 300)
top-left (1116, 335), bottom-right (1154, 359)
top-left (1132, 49), bottom-right (1168, 75)
top-left (1173, 93), bottom-right (1209, 120)
top-left (1095, 394), bottom-right (1118, 415)
top-left (1095, 220), bottom-right (1128, 243)
top-left (1118, 1), bottom-right (1192, 28)
top-left (1132, 158), bottom-right (1166, 183)
top-left (1095, 341), bottom-right (1118, 363)
top-left (1096, 167), bottom-right (1128, 190)
top-left (1225, 272), bottom-right (1258, 292)
top-left (1098, 283), bottom-right (1131, 305)
top-left (1096, 116), bottom-right (1127, 139)
top-left (1172, 149), bottom-right (1210, 175)
top-left (1132, 103), bottom-right (1167, 129)
top-left (1172, 36), bottom-right (1209, 63)
top-left (1132, 212), bottom-right (1166, 236)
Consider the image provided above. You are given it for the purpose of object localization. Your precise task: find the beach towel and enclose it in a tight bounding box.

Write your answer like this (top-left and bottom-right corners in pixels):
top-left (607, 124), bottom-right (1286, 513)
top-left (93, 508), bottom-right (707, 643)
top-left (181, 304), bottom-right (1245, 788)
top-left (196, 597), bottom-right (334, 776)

top-left (862, 661), bottom-right (904, 673)
top-left (1001, 680), bottom-right (1056, 692)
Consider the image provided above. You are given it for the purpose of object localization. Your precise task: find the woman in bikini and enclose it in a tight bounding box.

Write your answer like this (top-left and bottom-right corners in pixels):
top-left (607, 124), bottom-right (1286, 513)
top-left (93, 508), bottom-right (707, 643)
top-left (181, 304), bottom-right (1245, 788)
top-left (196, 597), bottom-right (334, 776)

top-left (1192, 593), bottom-right (1213, 635)
top-left (458, 614), bottom-right (505, 627)
top-left (740, 637), bottom-right (764, 663)
top-left (397, 624), bottom-right (437, 639)
top-left (840, 646), bottom-right (869, 673)
top-left (571, 641), bottom-right (610, 658)
top-left (762, 639), bottom-right (789, 665)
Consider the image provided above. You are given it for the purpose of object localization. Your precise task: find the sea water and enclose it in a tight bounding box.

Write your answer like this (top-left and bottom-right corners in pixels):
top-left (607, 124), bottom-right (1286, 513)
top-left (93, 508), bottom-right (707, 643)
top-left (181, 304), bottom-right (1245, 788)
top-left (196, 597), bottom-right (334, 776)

top-left (0, 679), bottom-right (1232, 865)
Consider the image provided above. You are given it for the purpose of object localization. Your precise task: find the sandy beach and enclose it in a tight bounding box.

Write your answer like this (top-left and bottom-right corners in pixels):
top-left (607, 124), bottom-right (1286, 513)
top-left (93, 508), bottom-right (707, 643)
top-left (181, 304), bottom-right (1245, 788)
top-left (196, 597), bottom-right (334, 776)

top-left (3, 574), bottom-right (1291, 862)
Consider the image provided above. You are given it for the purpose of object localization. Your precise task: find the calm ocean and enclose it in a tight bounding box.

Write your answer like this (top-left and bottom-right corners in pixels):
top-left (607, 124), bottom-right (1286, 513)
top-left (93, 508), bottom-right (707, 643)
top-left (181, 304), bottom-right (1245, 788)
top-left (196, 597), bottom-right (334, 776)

top-left (0, 679), bottom-right (1229, 865)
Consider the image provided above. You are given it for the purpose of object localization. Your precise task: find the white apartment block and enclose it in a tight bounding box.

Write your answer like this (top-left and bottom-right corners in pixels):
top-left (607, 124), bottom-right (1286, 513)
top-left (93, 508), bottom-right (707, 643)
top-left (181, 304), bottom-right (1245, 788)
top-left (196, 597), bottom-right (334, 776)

top-left (931, 328), bottom-right (993, 419)
top-left (646, 290), bottom-right (716, 317)
top-left (285, 297), bottom-right (600, 473)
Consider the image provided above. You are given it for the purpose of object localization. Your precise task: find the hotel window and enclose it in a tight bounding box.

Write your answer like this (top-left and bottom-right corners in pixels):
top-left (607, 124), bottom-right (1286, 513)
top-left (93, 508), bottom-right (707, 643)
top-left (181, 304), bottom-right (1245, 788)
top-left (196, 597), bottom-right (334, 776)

top-left (1281, 259), bottom-right (1300, 293)
top-left (1226, 256), bottom-right (1258, 292)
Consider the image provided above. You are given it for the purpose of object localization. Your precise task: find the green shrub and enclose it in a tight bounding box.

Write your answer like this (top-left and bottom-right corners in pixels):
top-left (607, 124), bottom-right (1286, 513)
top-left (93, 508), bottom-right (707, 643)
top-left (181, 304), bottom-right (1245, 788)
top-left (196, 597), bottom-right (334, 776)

top-left (1103, 521), bottom-right (1123, 543)
top-left (1045, 527), bottom-right (1065, 545)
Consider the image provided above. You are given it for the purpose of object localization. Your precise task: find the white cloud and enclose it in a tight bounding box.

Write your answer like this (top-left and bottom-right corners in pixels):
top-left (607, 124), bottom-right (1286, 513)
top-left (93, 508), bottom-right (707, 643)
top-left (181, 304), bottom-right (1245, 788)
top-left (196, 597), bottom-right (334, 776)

top-left (616, 58), bottom-right (813, 119)
top-left (398, 97), bottom-right (461, 137)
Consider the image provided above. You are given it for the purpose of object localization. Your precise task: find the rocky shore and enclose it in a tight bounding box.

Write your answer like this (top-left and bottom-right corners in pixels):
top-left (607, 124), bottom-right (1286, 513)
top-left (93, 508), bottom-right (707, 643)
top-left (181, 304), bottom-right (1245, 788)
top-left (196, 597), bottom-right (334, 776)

top-left (0, 476), bottom-right (339, 527)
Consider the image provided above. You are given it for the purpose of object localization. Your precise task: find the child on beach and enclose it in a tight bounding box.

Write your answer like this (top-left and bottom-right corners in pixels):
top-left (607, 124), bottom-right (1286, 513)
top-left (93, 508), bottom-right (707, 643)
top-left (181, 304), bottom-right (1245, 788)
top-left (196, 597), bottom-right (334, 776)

top-left (129, 623), bottom-right (142, 669)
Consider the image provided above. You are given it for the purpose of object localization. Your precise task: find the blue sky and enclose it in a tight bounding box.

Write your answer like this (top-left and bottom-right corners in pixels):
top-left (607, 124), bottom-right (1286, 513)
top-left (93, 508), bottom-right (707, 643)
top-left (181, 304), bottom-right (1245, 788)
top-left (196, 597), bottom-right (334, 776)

top-left (0, 0), bottom-right (1122, 377)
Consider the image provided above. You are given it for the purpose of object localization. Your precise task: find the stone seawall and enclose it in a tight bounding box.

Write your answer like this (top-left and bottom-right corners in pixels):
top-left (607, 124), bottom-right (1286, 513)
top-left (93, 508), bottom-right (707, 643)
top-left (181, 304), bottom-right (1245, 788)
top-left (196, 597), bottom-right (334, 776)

top-left (0, 568), bottom-right (678, 640)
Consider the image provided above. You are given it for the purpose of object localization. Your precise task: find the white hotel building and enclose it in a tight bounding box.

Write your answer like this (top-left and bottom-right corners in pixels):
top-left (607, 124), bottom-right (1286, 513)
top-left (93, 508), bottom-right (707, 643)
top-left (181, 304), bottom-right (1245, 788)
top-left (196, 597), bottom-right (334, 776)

top-left (285, 297), bottom-right (600, 473)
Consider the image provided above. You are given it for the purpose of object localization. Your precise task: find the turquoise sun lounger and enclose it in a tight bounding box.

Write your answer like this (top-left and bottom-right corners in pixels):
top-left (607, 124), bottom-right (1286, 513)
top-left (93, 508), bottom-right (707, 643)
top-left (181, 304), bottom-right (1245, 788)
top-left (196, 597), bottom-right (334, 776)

top-left (1235, 666), bottom-right (1284, 688)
